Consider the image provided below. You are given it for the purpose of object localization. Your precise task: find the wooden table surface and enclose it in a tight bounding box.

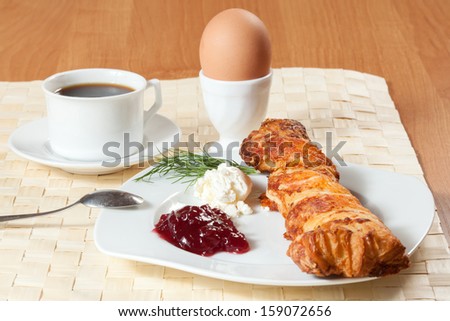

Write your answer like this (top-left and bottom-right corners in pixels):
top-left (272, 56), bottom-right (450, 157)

top-left (0, 0), bottom-right (449, 245)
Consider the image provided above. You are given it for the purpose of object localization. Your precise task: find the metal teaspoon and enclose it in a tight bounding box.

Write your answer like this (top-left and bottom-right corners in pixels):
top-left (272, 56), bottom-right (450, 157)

top-left (0, 189), bottom-right (144, 222)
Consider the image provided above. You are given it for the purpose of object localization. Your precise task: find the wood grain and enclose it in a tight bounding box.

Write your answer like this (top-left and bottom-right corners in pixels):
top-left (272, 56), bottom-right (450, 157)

top-left (0, 0), bottom-right (449, 244)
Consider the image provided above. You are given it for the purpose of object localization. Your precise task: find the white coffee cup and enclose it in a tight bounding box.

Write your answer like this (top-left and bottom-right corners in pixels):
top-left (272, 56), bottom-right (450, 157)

top-left (199, 69), bottom-right (272, 150)
top-left (42, 68), bottom-right (162, 161)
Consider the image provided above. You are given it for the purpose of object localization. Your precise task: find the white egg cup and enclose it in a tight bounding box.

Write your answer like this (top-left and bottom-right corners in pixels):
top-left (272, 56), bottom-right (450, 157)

top-left (199, 69), bottom-right (272, 163)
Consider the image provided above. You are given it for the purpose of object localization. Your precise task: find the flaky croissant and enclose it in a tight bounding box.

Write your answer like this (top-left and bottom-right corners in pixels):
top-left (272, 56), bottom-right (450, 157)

top-left (240, 119), bottom-right (410, 277)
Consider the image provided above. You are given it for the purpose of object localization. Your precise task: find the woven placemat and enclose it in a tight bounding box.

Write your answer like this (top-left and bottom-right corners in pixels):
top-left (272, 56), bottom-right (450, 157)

top-left (0, 68), bottom-right (449, 301)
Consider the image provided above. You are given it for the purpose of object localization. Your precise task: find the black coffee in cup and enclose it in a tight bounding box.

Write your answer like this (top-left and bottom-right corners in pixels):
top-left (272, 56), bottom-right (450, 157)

top-left (43, 68), bottom-right (162, 161)
top-left (55, 83), bottom-right (134, 97)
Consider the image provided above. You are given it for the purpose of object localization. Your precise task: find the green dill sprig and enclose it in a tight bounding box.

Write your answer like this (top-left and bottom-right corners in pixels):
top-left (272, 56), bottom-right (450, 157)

top-left (134, 149), bottom-right (258, 186)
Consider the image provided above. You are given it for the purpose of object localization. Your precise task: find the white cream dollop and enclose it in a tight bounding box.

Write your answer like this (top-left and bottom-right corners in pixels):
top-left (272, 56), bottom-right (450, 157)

top-left (194, 163), bottom-right (253, 217)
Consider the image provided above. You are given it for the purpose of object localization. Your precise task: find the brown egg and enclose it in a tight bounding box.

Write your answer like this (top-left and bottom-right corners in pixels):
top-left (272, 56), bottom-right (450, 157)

top-left (199, 8), bottom-right (271, 81)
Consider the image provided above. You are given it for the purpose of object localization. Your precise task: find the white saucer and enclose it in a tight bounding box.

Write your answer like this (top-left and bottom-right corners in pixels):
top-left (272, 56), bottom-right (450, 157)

top-left (8, 114), bottom-right (181, 175)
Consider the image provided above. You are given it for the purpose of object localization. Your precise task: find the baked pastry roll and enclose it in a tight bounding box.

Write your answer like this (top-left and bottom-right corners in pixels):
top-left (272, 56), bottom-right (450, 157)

top-left (240, 119), bottom-right (410, 277)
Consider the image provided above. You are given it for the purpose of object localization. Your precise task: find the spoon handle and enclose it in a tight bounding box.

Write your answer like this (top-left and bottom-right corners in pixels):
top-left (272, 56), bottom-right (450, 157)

top-left (0, 201), bottom-right (80, 222)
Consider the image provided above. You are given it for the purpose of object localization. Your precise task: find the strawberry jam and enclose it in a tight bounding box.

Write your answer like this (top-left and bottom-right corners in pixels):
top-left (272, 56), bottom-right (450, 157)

top-left (154, 204), bottom-right (250, 256)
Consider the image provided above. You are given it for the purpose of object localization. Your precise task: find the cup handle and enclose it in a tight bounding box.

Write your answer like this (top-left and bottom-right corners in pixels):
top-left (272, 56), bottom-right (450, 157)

top-left (144, 78), bottom-right (162, 123)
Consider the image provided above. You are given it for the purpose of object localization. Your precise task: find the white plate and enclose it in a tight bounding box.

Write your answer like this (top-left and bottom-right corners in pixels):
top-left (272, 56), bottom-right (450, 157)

top-left (94, 163), bottom-right (435, 286)
top-left (8, 114), bottom-right (181, 175)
